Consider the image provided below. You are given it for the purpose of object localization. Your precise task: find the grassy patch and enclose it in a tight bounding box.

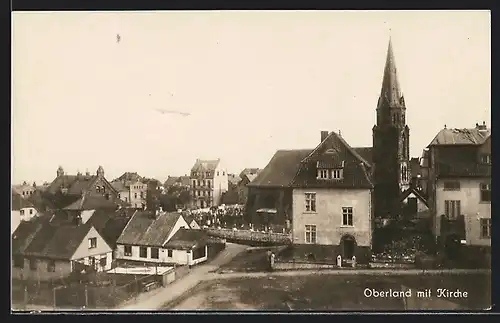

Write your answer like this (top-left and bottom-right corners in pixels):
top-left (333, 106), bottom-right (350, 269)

top-left (171, 273), bottom-right (490, 311)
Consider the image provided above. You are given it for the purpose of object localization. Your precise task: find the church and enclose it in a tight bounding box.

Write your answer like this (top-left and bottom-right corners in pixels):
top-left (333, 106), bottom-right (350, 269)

top-left (247, 37), bottom-right (413, 230)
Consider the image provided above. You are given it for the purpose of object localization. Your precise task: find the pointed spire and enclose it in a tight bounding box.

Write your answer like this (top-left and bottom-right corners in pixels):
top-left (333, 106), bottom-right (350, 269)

top-left (380, 37), bottom-right (403, 107)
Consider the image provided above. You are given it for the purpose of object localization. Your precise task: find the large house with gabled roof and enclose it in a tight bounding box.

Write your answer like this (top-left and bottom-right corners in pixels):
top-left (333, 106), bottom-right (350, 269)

top-left (245, 132), bottom-right (373, 236)
top-left (42, 166), bottom-right (120, 210)
top-left (420, 122), bottom-right (491, 265)
top-left (111, 172), bottom-right (148, 209)
top-left (289, 130), bottom-right (374, 264)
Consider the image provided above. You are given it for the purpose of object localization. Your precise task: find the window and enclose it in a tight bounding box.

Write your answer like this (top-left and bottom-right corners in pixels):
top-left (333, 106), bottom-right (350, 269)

top-left (102, 186), bottom-right (106, 193)
top-left (203, 191), bottom-right (206, 196)
top-left (208, 191), bottom-right (211, 197)
top-left (223, 171), bottom-right (225, 176)
top-left (124, 245), bottom-right (132, 256)
top-left (134, 193), bottom-right (138, 199)
top-left (198, 191), bottom-right (201, 197)
top-left (305, 193), bottom-right (316, 212)
top-left (217, 171), bottom-right (219, 176)
top-left (206, 172), bottom-right (210, 177)
top-left (480, 154), bottom-right (491, 164)
top-left (140, 192), bottom-right (144, 199)
top-left (100, 257), bottom-right (107, 268)
top-left (167, 249), bottom-right (173, 257)
top-left (29, 259), bottom-right (37, 271)
top-left (88, 237), bottom-right (97, 249)
top-left (20, 210), bottom-right (25, 216)
top-left (318, 169), bottom-right (328, 179)
top-left (150, 248), bottom-right (159, 259)
top-left (118, 193), bottom-right (121, 199)
top-left (139, 247), bottom-right (147, 258)
top-left (29, 209), bottom-right (33, 215)
top-left (203, 180), bottom-right (206, 186)
top-left (444, 200), bottom-right (461, 219)
top-left (47, 260), bottom-right (56, 272)
top-left (192, 180), bottom-right (197, 187)
top-left (342, 207), bottom-right (353, 226)
top-left (480, 183), bottom-right (491, 202)
top-left (443, 181), bottom-right (461, 191)
top-left (305, 225), bottom-right (317, 244)
top-left (13, 256), bottom-right (24, 268)
top-left (480, 219), bottom-right (491, 239)
top-left (331, 169), bottom-right (342, 179)
top-left (96, 186), bottom-right (101, 193)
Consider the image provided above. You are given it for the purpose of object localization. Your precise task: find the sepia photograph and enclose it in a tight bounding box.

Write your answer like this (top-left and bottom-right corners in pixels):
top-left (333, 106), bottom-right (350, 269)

top-left (11, 10), bottom-right (491, 312)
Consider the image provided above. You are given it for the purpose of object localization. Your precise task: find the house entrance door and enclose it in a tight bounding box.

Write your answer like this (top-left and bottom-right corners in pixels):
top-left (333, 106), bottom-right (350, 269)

top-left (341, 235), bottom-right (356, 259)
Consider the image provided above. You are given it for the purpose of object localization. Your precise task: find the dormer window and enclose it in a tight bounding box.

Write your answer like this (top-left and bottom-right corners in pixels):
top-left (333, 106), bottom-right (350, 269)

top-left (480, 154), bottom-right (491, 164)
top-left (331, 169), bottom-right (342, 179)
top-left (317, 168), bottom-right (343, 180)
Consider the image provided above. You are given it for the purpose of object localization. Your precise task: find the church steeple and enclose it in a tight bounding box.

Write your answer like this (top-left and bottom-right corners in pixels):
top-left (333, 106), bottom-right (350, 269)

top-left (379, 37), bottom-right (404, 109)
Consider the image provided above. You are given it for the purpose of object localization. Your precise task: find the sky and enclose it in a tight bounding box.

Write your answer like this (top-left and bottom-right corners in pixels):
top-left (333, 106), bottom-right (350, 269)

top-left (12, 10), bottom-right (491, 185)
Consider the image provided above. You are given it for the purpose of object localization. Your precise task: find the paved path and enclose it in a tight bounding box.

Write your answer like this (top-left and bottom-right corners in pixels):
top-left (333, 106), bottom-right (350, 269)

top-left (118, 243), bottom-right (247, 311)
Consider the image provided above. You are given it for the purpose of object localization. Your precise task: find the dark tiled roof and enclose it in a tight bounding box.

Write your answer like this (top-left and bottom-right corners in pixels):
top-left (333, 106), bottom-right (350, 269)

top-left (164, 176), bottom-right (179, 187)
top-left (116, 211), bottom-right (182, 247)
top-left (291, 132), bottom-right (373, 189)
top-left (12, 216), bottom-right (49, 255)
top-left (12, 192), bottom-right (35, 210)
top-left (352, 147), bottom-right (373, 166)
top-left (248, 149), bottom-right (312, 188)
top-left (12, 210), bottom-right (120, 260)
top-left (111, 181), bottom-right (127, 192)
top-left (239, 168), bottom-right (261, 179)
top-left (90, 209), bottom-right (134, 248)
top-left (436, 162), bottom-right (491, 178)
top-left (428, 127), bottom-right (490, 146)
top-left (164, 229), bottom-right (208, 250)
top-left (21, 221), bottom-right (93, 260)
top-left (63, 194), bottom-right (121, 210)
top-left (191, 159), bottom-right (220, 173)
top-left (115, 172), bottom-right (142, 183)
top-left (164, 176), bottom-right (191, 188)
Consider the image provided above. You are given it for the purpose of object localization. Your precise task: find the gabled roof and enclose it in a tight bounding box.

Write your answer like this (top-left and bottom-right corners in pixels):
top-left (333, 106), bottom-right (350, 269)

top-left (239, 168), bottom-right (261, 179)
top-left (244, 173), bottom-right (258, 183)
top-left (428, 127), bottom-right (491, 146)
top-left (13, 214), bottom-right (95, 260)
top-left (399, 187), bottom-right (429, 208)
top-left (247, 149), bottom-right (312, 188)
top-left (291, 131), bottom-right (373, 189)
top-left (116, 211), bottom-right (182, 247)
top-left (63, 193), bottom-right (122, 210)
top-left (12, 192), bottom-right (35, 211)
top-left (191, 159), bottom-right (220, 173)
top-left (164, 229), bottom-right (208, 250)
top-left (352, 147), bottom-right (373, 166)
top-left (115, 172), bottom-right (143, 183)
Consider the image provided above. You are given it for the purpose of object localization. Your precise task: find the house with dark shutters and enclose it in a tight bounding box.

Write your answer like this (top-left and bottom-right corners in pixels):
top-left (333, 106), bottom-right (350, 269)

top-left (289, 130), bottom-right (374, 265)
top-left (420, 123), bottom-right (491, 265)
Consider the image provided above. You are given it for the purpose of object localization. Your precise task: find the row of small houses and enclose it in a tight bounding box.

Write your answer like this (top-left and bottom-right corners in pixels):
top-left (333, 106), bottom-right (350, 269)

top-left (12, 192), bottom-right (214, 282)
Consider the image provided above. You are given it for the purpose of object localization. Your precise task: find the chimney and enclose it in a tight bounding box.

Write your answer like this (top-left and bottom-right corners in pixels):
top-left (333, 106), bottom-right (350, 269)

top-left (320, 131), bottom-right (329, 142)
top-left (477, 121), bottom-right (487, 131)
